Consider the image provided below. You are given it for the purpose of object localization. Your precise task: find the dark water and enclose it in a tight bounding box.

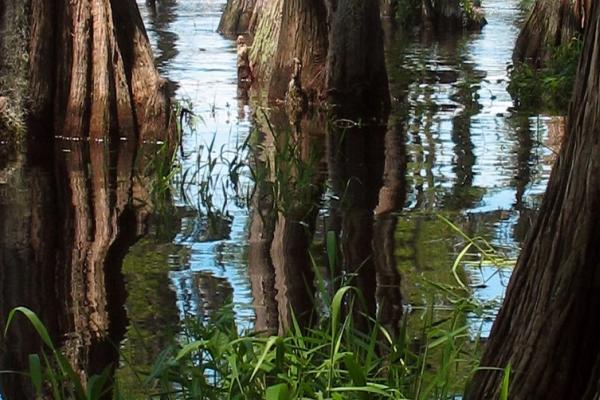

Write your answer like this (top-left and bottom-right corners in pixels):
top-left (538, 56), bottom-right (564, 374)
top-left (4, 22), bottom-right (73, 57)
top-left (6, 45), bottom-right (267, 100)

top-left (0, 0), bottom-right (563, 396)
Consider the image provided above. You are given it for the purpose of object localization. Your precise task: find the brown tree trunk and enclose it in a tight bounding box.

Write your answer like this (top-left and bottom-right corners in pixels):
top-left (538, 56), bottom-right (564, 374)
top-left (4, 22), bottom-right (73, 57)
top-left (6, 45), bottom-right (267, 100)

top-left (1, 0), bottom-right (172, 141)
top-left (467, 2), bottom-right (600, 398)
top-left (268, 0), bottom-right (328, 100)
top-left (248, 0), bottom-right (328, 100)
top-left (218, 0), bottom-right (257, 36)
top-left (0, 138), bottom-right (150, 395)
top-left (513, 0), bottom-right (585, 66)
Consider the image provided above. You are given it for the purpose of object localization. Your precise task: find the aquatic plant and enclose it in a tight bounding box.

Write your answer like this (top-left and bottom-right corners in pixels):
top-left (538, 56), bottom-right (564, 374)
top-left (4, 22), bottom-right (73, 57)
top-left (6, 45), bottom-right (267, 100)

top-left (3, 214), bottom-right (514, 399)
top-left (508, 38), bottom-right (583, 112)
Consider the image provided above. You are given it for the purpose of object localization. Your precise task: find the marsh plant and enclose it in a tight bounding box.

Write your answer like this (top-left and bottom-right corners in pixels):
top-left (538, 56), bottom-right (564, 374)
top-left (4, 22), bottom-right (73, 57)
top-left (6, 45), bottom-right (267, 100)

top-left (3, 215), bottom-right (513, 399)
top-left (508, 38), bottom-right (583, 112)
top-left (146, 98), bottom-right (253, 242)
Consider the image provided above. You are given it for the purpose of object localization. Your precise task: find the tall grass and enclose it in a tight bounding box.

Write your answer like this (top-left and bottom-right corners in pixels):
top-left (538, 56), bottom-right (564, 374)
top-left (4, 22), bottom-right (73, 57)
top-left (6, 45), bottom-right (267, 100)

top-left (4, 287), bottom-right (476, 399)
top-left (3, 214), bottom-right (514, 399)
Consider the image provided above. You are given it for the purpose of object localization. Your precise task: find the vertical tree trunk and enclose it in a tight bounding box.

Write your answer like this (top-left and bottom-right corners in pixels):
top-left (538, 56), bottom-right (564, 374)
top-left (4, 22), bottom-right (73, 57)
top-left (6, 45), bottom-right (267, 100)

top-left (1, 0), bottom-right (172, 141)
top-left (325, 0), bottom-right (390, 117)
top-left (467, 2), bottom-right (600, 398)
top-left (268, 0), bottom-right (328, 100)
top-left (248, 0), bottom-right (328, 100)
top-left (513, 0), bottom-right (585, 66)
top-left (218, 0), bottom-right (257, 36)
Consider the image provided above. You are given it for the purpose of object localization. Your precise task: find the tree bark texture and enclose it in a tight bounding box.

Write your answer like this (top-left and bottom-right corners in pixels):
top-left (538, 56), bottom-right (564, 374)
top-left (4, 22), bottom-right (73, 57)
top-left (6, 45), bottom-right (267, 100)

top-left (220, 0), bottom-right (389, 106)
top-left (217, 0), bottom-right (257, 36)
top-left (513, 0), bottom-right (587, 66)
top-left (467, 2), bottom-right (600, 398)
top-left (1, 0), bottom-right (172, 141)
top-left (325, 0), bottom-right (390, 118)
top-left (245, 0), bottom-right (328, 100)
top-left (0, 139), bottom-right (149, 396)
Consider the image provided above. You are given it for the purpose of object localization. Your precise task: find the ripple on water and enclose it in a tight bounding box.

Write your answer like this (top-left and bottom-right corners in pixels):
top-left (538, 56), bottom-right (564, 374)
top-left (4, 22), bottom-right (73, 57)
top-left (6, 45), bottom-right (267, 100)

top-left (135, 0), bottom-right (557, 339)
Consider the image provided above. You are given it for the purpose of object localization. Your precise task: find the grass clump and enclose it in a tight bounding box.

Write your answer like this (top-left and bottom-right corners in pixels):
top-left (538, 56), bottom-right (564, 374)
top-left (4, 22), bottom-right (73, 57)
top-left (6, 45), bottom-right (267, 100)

top-left (508, 38), bottom-right (583, 113)
top-left (4, 286), bottom-right (484, 399)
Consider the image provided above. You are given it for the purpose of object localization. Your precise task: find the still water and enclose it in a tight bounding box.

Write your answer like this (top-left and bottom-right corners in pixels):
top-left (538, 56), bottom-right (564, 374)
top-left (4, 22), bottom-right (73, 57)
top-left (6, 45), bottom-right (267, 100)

top-left (0, 0), bottom-right (561, 396)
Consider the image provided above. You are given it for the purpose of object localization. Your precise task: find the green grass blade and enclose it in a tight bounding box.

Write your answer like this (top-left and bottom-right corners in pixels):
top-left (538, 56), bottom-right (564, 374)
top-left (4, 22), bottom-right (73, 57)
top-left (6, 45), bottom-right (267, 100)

top-left (28, 354), bottom-right (43, 395)
top-left (5, 307), bottom-right (54, 350)
top-left (251, 336), bottom-right (278, 381)
top-left (500, 363), bottom-right (512, 400)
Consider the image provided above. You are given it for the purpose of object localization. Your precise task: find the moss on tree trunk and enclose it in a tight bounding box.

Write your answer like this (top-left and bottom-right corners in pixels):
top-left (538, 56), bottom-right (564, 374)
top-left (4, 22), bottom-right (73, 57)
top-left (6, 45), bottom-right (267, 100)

top-left (0, 0), bottom-right (173, 143)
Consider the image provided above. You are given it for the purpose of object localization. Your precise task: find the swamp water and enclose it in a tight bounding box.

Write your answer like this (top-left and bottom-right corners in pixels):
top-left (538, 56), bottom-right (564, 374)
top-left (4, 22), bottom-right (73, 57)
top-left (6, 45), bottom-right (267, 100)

top-left (0, 0), bottom-right (563, 396)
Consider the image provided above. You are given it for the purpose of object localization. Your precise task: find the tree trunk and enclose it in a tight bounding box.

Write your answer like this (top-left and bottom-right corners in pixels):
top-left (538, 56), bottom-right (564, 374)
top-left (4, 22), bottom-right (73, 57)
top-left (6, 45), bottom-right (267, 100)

top-left (1, 0), bottom-right (172, 141)
top-left (513, 0), bottom-right (586, 66)
top-left (248, 0), bottom-right (328, 100)
top-left (467, 2), bottom-right (600, 398)
top-left (268, 0), bottom-right (328, 100)
top-left (0, 139), bottom-right (149, 395)
top-left (217, 0), bottom-right (257, 36)
top-left (325, 0), bottom-right (390, 118)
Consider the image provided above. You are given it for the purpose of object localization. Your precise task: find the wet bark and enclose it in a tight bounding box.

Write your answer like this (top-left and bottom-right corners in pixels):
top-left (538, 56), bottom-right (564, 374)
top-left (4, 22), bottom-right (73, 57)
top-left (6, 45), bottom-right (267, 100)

top-left (467, 2), bottom-right (600, 398)
top-left (513, 0), bottom-right (587, 66)
top-left (247, 0), bottom-right (328, 100)
top-left (268, 0), bottom-right (329, 100)
top-left (1, 0), bottom-right (172, 141)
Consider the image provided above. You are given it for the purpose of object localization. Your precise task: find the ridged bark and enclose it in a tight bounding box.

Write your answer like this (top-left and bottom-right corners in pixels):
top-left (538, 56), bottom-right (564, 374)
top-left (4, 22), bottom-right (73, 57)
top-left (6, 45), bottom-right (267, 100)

top-left (513, 0), bottom-right (588, 66)
top-left (217, 0), bottom-right (257, 36)
top-left (0, 0), bottom-right (172, 141)
top-left (467, 2), bottom-right (600, 398)
top-left (325, 0), bottom-right (390, 118)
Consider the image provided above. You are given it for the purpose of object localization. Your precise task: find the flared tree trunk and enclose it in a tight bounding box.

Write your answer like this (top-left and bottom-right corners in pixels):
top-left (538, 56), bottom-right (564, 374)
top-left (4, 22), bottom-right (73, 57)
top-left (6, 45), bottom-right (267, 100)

top-left (1, 0), bottom-right (172, 141)
top-left (217, 0), bottom-right (257, 36)
top-left (248, 0), bottom-right (328, 100)
top-left (467, 2), bottom-right (600, 398)
top-left (513, 0), bottom-right (588, 66)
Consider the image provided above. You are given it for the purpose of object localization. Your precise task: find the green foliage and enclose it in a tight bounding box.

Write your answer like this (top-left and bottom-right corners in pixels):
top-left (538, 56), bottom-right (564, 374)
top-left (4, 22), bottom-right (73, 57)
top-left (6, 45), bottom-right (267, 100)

top-left (19, 285), bottom-right (480, 399)
top-left (508, 38), bottom-right (583, 113)
top-left (3, 307), bottom-right (113, 400)
top-left (4, 286), bottom-right (487, 399)
top-left (394, 0), bottom-right (422, 28)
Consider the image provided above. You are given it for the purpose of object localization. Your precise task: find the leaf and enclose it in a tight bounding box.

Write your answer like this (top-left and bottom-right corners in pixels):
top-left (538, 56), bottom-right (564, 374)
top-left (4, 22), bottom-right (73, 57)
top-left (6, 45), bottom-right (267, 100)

top-left (427, 325), bottom-right (468, 349)
top-left (343, 354), bottom-right (366, 389)
top-left (266, 383), bottom-right (291, 400)
top-left (251, 336), bottom-right (278, 381)
top-left (175, 340), bottom-right (208, 361)
top-left (331, 287), bottom-right (355, 339)
top-left (5, 307), bottom-right (54, 350)
top-left (500, 363), bottom-right (512, 400)
top-left (28, 354), bottom-right (42, 395)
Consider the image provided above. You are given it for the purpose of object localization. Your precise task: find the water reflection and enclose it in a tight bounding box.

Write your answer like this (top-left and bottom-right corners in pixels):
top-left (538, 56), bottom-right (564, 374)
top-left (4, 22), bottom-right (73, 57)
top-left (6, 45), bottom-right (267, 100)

top-left (0, 138), bottom-right (158, 397)
top-left (132, 0), bottom-right (557, 337)
top-left (144, 0), bottom-right (179, 95)
top-left (248, 110), bottom-right (326, 334)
